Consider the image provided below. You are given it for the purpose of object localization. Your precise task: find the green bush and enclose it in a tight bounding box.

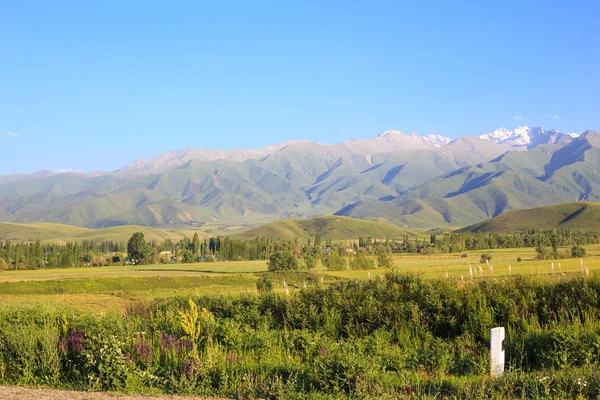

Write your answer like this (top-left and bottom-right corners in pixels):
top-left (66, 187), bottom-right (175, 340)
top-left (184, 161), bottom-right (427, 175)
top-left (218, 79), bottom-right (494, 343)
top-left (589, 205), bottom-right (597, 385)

top-left (255, 276), bottom-right (273, 295)
top-left (571, 245), bottom-right (587, 258)
top-left (2, 274), bottom-right (600, 397)
top-left (480, 253), bottom-right (492, 263)
top-left (303, 254), bottom-right (318, 270)
top-left (349, 251), bottom-right (375, 270)
top-left (267, 250), bottom-right (299, 272)
top-left (376, 248), bottom-right (393, 269)
top-left (322, 251), bottom-right (346, 270)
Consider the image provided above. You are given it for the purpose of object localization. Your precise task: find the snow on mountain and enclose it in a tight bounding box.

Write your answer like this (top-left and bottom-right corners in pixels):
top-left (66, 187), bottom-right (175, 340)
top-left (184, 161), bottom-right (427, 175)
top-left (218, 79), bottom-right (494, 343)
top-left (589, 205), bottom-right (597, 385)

top-left (479, 126), bottom-right (575, 149)
top-left (115, 127), bottom-right (578, 174)
top-left (410, 133), bottom-right (452, 148)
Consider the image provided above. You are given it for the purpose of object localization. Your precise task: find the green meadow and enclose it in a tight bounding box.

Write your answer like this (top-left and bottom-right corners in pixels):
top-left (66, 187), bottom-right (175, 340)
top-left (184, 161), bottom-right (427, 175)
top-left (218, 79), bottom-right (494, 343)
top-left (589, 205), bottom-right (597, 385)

top-left (1, 245), bottom-right (599, 314)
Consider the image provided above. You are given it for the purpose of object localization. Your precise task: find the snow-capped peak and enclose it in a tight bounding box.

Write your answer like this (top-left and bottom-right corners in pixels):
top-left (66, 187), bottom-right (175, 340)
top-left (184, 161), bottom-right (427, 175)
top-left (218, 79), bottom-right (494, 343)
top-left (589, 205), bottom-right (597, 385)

top-left (479, 126), bottom-right (528, 143)
top-left (375, 130), bottom-right (451, 148)
top-left (377, 130), bottom-right (405, 137)
top-left (416, 133), bottom-right (452, 148)
top-left (479, 126), bottom-right (574, 149)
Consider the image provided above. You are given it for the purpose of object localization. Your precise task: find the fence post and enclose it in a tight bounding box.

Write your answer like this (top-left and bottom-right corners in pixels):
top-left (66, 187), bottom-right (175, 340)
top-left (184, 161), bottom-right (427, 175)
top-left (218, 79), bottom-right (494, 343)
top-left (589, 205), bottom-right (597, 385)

top-left (490, 327), bottom-right (505, 377)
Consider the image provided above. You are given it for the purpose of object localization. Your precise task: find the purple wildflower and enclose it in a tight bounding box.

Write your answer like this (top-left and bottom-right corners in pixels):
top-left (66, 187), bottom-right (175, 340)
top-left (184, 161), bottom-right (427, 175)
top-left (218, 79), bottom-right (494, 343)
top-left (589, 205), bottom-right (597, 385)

top-left (134, 341), bottom-right (153, 364)
top-left (160, 332), bottom-right (194, 352)
top-left (68, 330), bottom-right (85, 353)
top-left (160, 332), bottom-right (178, 351)
top-left (125, 353), bottom-right (136, 365)
top-left (177, 338), bottom-right (194, 352)
top-left (320, 347), bottom-right (328, 357)
top-left (58, 337), bottom-right (68, 353)
top-left (180, 360), bottom-right (196, 379)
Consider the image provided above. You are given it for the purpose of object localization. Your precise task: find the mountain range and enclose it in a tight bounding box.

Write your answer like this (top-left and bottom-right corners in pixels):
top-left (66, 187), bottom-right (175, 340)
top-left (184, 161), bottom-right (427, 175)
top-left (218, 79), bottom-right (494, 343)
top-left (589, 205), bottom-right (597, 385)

top-left (0, 126), bottom-right (597, 229)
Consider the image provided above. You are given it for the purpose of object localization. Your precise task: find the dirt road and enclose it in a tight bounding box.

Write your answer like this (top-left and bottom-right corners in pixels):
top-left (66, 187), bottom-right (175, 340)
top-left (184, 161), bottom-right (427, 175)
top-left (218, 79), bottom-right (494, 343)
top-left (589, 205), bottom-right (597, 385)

top-left (0, 386), bottom-right (230, 400)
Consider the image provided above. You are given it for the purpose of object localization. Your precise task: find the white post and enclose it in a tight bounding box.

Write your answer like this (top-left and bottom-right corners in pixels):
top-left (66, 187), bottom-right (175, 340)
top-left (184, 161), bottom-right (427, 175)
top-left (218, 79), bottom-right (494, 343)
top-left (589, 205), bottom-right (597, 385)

top-left (490, 327), bottom-right (505, 377)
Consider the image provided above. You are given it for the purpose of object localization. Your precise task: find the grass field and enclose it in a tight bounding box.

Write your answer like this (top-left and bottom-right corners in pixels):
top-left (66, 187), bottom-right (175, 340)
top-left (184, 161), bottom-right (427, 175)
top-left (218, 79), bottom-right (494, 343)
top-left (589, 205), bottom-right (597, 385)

top-left (0, 216), bottom-right (424, 245)
top-left (233, 215), bottom-right (420, 241)
top-left (1, 245), bottom-right (599, 313)
top-left (458, 202), bottom-right (600, 233)
top-left (0, 221), bottom-right (209, 244)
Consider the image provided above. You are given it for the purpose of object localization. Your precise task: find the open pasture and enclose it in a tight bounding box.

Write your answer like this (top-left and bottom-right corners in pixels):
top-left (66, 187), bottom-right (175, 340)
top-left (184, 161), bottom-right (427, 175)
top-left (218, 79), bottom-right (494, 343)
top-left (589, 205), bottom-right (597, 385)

top-left (1, 245), bottom-right (599, 313)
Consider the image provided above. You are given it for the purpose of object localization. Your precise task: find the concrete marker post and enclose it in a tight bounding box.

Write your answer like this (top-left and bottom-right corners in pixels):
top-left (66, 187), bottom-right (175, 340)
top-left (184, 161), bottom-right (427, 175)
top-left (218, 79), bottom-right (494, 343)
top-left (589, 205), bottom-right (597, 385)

top-left (490, 327), bottom-right (505, 377)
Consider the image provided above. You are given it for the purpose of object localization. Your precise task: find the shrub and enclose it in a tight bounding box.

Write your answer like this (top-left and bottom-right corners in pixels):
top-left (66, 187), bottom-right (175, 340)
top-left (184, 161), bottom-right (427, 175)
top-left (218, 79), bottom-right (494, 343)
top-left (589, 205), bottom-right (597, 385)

top-left (5, 274), bottom-right (600, 397)
top-left (322, 251), bottom-right (346, 270)
top-left (517, 257), bottom-right (522, 262)
top-left (349, 252), bottom-right (375, 270)
top-left (267, 250), bottom-right (299, 272)
top-left (535, 245), bottom-right (551, 260)
top-left (255, 276), bottom-right (273, 295)
top-left (571, 245), bottom-right (586, 258)
top-left (303, 254), bottom-right (318, 270)
top-left (376, 248), bottom-right (393, 269)
top-left (480, 253), bottom-right (492, 263)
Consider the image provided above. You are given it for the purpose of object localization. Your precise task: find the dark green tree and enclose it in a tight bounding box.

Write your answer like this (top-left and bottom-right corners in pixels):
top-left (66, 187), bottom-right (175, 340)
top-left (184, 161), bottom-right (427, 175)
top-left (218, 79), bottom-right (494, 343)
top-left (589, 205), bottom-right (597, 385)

top-left (181, 249), bottom-right (195, 263)
top-left (322, 251), bottom-right (346, 270)
top-left (550, 232), bottom-right (559, 259)
top-left (192, 233), bottom-right (200, 258)
top-left (267, 250), bottom-right (299, 272)
top-left (377, 248), bottom-right (393, 269)
top-left (571, 245), bottom-right (586, 258)
top-left (127, 232), bottom-right (147, 265)
top-left (303, 254), bottom-right (318, 270)
top-left (349, 251), bottom-right (375, 270)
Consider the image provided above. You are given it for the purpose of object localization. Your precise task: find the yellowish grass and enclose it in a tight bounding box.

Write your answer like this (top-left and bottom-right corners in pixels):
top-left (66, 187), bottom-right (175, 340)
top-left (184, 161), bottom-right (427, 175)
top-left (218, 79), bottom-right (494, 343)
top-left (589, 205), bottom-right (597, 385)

top-left (0, 294), bottom-right (132, 314)
top-left (0, 260), bottom-right (268, 282)
top-left (1, 245), bottom-right (599, 313)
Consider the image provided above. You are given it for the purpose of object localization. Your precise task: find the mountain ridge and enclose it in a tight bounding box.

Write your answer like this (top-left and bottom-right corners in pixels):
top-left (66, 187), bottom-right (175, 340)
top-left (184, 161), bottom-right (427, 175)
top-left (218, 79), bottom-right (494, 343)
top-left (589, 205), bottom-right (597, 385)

top-left (0, 127), bottom-right (596, 229)
top-left (337, 131), bottom-right (600, 228)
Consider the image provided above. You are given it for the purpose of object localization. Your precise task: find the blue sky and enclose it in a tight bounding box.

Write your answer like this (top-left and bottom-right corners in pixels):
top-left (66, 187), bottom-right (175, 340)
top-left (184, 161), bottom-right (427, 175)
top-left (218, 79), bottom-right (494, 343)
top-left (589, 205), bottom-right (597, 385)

top-left (1, 0), bottom-right (599, 174)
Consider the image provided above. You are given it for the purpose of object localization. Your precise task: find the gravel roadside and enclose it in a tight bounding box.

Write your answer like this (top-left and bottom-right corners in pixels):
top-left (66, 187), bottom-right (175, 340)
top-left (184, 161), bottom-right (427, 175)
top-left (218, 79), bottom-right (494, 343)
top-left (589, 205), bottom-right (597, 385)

top-left (0, 386), bottom-right (231, 400)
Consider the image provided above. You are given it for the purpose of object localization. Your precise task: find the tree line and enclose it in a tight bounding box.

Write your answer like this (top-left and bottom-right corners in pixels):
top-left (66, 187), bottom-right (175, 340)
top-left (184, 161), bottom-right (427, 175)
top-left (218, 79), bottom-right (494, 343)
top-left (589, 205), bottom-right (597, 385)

top-left (358, 229), bottom-right (599, 254)
top-left (0, 228), bottom-right (597, 271)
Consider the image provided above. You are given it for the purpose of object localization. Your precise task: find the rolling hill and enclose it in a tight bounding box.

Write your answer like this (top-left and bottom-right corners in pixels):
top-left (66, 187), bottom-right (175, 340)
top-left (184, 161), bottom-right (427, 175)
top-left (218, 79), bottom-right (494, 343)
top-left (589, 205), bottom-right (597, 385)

top-left (234, 216), bottom-right (416, 242)
top-left (0, 222), bottom-right (205, 244)
top-left (456, 202), bottom-right (600, 234)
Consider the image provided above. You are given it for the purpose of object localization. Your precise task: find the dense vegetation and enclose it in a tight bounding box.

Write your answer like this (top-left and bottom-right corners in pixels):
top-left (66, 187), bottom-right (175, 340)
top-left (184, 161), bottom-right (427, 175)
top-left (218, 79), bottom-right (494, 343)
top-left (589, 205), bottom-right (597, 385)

top-left (2, 273), bottom-right (600, 398)
top-left (1, 227), bottom-right (598, 271)
top-left (356, 229), bottom-right (599, 260)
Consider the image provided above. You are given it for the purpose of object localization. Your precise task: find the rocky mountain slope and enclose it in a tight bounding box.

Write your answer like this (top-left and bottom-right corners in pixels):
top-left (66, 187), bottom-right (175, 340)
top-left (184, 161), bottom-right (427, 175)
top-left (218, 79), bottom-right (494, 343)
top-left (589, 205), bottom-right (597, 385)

top-left (0, 127), bottom-right (595, 228)
top-left (337, 130), bottom-right (600, 227)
